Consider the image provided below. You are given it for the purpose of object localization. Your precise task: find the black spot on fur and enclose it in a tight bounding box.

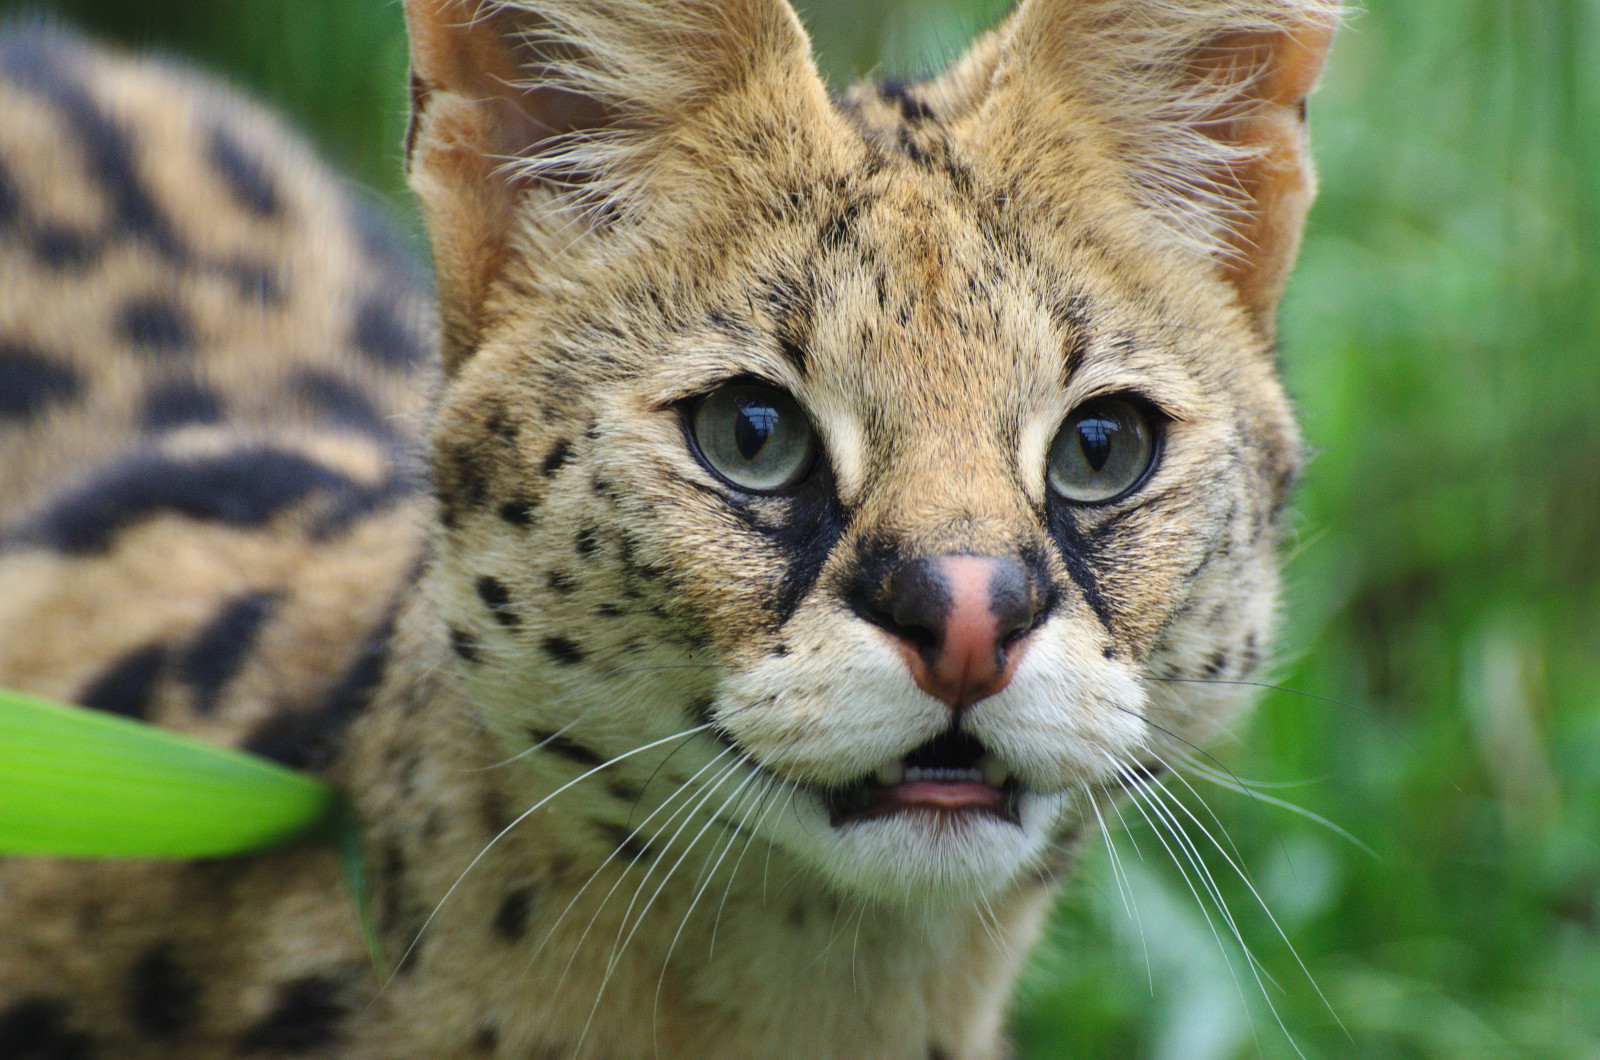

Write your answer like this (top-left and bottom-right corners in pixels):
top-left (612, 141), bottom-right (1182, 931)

top-left (292, 369), bottom-right (393, 439)
top-left (0, 31), bottom-right (187, 260)
top-left (472, 1025), bottom-right (498, 1054)
top-left (238, 975), bottom-right (350, 1052)
top-left (595, 603), bottom-right (624, 619)
top-left (574, 526), bottom-right (599, 556)
top-left (541, 635), bottom-right (585, 666)
top-left (0, 340), bottom-right (81, 423)
top-left (493, 886), bottom-right (536, 941)
top-left (498, 498), bottom-right (537, 528)
top-left (540, 439), bottom-right (573, 477)
top-left (528, 728), bottom-right (603, 769)
top-left (927, 1049), bottom-right (951, 1060)
top-left (220, 258), bottom-right (284, 303)
top-left (476, 576), bottom-right (520, 627)
top-left (479, 786), bottom-right (510, 837)
top-left (6, 446), bottom-right (362, 554)
top-left (606, 776), bottom-right (643, 803)
top-left (30, 224), bottom-right (98, 269)
top-left (244, 595), bottom-right (401, 770)
top-left (179, 591), bottom-right (279, 714)
top-left (0, 156), bottom-right (17, 226)
top-left (546, 570), bottom-right (577, 594)
top-left (141, 378), bottom-right (224, 430)
top-left (879, 77), bottom-right (934, 123)
top-left (352, 292), bottom-right (424, 368)
top-left (77, 643), bottom-right (167, 720)
top-left (0, 996), bottom-right (93, 1060)
top-left (207, 126), bottom-right (281, 217)
top-left (450, 626), bottom-right (481, 663)
top-left (127, 943), bottom-right (199, 1038)
top-left (593, 821), bottom-right (654, 862)
top-left (484, 405), bottom-right (517, 441)
top-left (118, 297), bottom-right (194, 355)
top-left (1201, 649), bottom-right (1230, 678)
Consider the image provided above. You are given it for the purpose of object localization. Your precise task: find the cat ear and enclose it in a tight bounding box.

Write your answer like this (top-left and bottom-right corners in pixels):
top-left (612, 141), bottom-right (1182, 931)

top-left (403, 0), bottom-right (824, 370)
top-left (971, 0), bottom-right (1339, 337)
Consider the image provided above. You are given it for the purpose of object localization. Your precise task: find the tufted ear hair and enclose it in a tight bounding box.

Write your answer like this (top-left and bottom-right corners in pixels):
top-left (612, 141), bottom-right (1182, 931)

top-left (971, 0), bottom-right (1339, 338)
top-left (403, 0), bottom-right (825, 371)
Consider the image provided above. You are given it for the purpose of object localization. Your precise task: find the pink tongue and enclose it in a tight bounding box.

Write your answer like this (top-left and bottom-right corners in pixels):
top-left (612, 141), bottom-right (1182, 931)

top-left (887, 780), bottom-right (1002, 811)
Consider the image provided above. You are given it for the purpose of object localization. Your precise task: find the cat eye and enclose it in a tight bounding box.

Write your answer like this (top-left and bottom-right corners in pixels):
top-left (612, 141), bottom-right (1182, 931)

top-left (689, 382), bottom-right (818, 492)
top-left (1046, 397), bottom-right (1157, 504)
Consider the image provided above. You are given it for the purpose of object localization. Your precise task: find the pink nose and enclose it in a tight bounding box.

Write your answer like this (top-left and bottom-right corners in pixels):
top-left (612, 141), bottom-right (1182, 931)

top-left (877, 555), bottom-right (1038, 712)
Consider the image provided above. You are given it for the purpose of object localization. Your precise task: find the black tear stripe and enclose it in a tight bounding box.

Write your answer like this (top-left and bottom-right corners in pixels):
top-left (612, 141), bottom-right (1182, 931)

top-left (0, 340), bottom-right (82, 423)
top-left (0, 996), bottom-right (94, 1060)
top-left (238, 975), bottom-right (353, 1053)
top-left (1043, 503), bottom-right (1119, 636)
top-left (77, 643), bottom-right (168, 720)
top-left (243, 574), bottom-right (409, 771)
top-left (714, 464), bottom-right (848, 626)
top-left (179, 591), bottom-right (280, 714)
top-left (127, 942), bottom-right (200, 1038)
top-left (4, 446), bottom-right (369, 554)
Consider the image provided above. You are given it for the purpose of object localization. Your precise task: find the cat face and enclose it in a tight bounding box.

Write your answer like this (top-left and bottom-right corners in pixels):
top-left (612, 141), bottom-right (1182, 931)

top-left (410, 0), bottom-right (1331, 900)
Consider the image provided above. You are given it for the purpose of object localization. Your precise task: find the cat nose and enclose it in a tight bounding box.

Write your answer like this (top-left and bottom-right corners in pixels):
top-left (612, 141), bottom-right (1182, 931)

top-left (870, 555), bottom-right (1040, 712)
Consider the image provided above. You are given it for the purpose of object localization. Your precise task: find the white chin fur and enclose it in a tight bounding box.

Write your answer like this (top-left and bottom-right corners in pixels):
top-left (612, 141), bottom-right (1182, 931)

top-left (776, 789), bottom-right (1066, 904)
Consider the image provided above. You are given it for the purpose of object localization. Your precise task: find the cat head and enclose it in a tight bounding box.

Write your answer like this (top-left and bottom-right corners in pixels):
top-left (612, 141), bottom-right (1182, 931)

top-left (404, 0), bottom-right (1336, 900)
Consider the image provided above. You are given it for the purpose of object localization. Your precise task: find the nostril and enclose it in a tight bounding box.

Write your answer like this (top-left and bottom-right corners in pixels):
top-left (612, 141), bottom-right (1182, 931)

top-left (883, 558), bottom-right (952, 652)
top-left (987, 558), bottom-right (1039, 649)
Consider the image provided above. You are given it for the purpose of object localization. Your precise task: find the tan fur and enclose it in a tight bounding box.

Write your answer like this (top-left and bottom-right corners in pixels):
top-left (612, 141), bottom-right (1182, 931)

top-left (0, 1), bottom-right (1337, 1056)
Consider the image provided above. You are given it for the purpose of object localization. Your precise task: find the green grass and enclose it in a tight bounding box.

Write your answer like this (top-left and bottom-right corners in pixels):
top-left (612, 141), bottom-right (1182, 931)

top-left (8, 0), bottom-right (1597, 1055)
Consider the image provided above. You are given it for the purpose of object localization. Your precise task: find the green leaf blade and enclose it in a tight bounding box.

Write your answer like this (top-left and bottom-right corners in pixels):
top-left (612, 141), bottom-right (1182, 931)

top-left (0, 687), bottom-right (334, 858)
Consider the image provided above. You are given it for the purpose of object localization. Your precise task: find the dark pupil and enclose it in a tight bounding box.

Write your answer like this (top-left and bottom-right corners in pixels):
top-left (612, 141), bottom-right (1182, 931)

top-left (734, 402), bottom-right (779, 460)
top-left (1077, 416), bottom-right (1116, 472)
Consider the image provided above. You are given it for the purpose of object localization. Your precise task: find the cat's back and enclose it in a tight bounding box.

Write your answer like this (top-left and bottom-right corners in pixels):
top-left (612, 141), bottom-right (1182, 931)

top-left (0, 26), bottom-right (443, 1053)
top-left (0, 23), bottom-right (431, 736)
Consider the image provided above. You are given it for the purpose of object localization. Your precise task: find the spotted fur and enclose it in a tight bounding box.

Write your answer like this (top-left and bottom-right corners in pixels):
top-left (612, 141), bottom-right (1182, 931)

top-left (0, 1), bottom-right (1337, 1056)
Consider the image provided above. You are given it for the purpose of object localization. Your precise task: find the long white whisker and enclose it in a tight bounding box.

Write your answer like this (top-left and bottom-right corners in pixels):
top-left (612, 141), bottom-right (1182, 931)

top-left (533, 746), bottom-right (735, 976)
top-left (1145, 753), bottom-right (1349, 1037)
top-left (1121, 763), bottom-right (1290, 1060)
top-left (1085, 783), bottom-right (1150, 990)
top-left (1178, 756), bottom-right (1376, 856)
top-left (1107, 755), bottom-right (1261, 1056)
top-left (710, 777), bottom-right (786, 957)
top-left (649, 769), bottom-right (766, 1054)
top-left (384, 723), bottom-right (709, 992)
top-left (553, 754), bottom-right (742, 994)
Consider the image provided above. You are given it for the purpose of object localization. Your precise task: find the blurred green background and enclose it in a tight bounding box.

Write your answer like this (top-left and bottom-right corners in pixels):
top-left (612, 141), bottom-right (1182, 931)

top-left (6, 0), bottom-right (1595, 1056)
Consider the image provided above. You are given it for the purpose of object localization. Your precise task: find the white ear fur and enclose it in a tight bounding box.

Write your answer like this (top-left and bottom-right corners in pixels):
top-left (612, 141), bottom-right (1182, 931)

top-left (403, 0), bottom-right (823, 369)
top-left (982, 0), bottom-right (1340, 332)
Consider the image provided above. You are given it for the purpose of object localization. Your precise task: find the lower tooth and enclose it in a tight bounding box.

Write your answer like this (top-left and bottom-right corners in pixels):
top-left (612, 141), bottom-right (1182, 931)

top-left (874, 763), bottom-right (905, 786)
top-left (978, 754), bottom-right (1008, 787)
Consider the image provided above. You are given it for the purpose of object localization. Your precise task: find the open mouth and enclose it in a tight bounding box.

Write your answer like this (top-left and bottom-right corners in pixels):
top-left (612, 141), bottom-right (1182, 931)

top-left (825, 729), bottom-right (1021, 827)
